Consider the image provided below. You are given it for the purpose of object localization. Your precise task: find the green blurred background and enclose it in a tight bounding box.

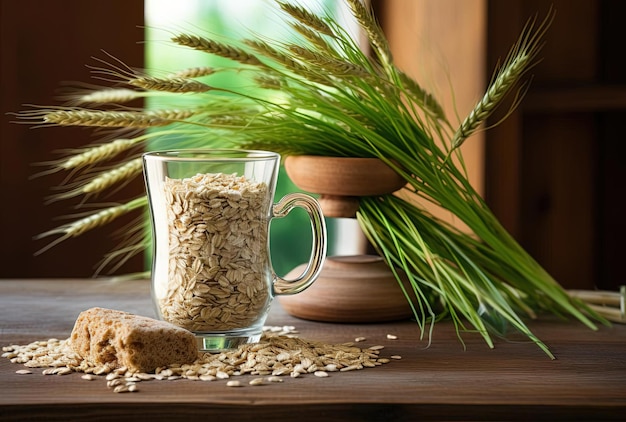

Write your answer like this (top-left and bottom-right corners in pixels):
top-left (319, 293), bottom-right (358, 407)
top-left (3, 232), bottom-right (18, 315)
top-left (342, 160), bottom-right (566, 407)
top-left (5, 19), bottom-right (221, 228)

top-left (144, 0), bottom-right (355, 276)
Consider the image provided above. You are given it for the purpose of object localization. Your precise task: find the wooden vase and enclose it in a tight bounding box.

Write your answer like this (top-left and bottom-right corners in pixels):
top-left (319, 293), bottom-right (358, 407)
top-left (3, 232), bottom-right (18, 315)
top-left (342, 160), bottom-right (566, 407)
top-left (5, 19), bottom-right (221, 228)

top-left (283, 155), bottom-right (406, 218)
top-left (278, 155), bottom-right (414, 323)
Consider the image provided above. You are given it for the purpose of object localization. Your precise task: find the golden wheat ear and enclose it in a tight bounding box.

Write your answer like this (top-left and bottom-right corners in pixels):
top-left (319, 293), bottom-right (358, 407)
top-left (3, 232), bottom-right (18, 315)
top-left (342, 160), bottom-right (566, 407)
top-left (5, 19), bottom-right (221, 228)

top-left (171, 34), bottom-right (264, 66)
top-left (34, 197), bottom-right (147, 256)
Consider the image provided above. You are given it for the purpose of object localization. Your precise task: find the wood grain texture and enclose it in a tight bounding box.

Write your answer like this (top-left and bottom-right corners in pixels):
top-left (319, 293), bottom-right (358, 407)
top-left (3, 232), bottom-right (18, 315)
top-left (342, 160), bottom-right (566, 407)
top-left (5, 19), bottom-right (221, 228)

top-left (484, 0), bottom-right (626, 291)
top-left (284, 156), bottom-right (406, 218)
top-left (378, 0), bottom-right (486, 236)
top-left (279, 255), bottom-right (415, 322)
top-left (284, 156), bottom-right (406, 197)
top-left (1, 279), bottom-right (625, 421)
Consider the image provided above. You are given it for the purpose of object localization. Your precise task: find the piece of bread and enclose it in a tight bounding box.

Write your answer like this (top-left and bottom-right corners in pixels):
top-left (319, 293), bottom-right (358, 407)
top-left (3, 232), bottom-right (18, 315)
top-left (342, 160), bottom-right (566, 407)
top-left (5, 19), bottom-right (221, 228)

top-left (69, 307), bottom-right (198, 373)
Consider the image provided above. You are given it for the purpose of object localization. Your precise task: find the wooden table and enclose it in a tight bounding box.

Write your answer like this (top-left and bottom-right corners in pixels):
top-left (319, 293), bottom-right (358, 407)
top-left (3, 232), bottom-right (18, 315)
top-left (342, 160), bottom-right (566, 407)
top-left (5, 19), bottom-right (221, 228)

top-left (1, 279), bottom-right (624, 421)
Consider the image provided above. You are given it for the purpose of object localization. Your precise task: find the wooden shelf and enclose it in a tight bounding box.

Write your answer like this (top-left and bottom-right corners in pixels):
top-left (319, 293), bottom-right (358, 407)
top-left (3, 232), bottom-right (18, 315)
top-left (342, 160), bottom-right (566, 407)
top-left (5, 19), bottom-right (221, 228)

top-left (524, 84), bottom-right (626, 113)
top-left (486, 0), bottom-right (626, 291)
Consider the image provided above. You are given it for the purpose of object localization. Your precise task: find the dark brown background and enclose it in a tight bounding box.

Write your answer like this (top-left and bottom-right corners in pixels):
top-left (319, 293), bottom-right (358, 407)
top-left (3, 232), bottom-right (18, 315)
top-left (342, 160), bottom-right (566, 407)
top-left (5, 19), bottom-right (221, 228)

top-left (1, 1), bottom-right (145, 277)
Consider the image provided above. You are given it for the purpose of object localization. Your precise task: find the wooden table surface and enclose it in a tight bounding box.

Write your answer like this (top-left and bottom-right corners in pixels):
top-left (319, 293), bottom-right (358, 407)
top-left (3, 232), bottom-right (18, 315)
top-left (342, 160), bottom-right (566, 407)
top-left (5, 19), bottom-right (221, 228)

top-left (0, 279), bottom-right (624, 421)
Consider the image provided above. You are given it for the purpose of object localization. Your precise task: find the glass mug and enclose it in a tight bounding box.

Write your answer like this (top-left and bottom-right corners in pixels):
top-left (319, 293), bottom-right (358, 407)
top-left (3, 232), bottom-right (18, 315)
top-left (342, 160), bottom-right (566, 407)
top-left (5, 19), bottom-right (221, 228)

top-left (143, 149), bottom-right (327, 351)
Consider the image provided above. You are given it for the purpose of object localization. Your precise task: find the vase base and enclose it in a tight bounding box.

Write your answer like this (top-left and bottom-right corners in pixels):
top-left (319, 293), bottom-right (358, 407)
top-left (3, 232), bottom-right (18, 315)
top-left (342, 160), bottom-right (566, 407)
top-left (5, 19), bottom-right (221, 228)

top-left (279, 255), bottom-right (415, 323)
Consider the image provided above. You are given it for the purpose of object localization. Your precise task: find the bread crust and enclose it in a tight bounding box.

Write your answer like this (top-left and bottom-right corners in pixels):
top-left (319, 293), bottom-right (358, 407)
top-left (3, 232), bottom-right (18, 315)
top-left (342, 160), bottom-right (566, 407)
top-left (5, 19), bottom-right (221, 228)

top-left (69, 307), bottom-right (198, 373)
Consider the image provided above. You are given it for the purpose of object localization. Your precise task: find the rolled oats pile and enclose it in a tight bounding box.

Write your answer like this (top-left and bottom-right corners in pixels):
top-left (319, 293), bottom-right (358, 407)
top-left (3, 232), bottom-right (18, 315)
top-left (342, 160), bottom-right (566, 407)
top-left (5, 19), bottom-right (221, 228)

top-left (159, 172), bottom-right (271, 332)
top-left (3, 326), bottom-right (396, 392)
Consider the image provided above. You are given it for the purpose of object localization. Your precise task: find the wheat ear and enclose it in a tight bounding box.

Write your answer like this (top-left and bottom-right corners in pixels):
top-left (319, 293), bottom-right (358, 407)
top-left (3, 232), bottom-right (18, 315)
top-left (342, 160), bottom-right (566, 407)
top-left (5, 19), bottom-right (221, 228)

top-left (290, 22), bottom-right (335, 53)
top-left (244, 39), bottom-right (306, 72)
top-left (243, 39), bottom-right (331, 85)
top-left (77, 88), bottom-right (142, 104)
top-left (278, 1), bottom-right (335, 37)
top-left (168, 66), bottom-right (216, 78)
top-left (35, 197), bottom-right (147, 255)
top-left (209, 115), bottom-right (253, 127)
top-left (288, 45), bottom-right (370, 77)
top-left (128, 76), bottom-right (213, 93)
top-left (451, 9), bottom-right (554, 150)
top-left (44, 109), bottom-right (171, 128)
top-left (150, 109), bottom-right (200, 120)
top-left (346, 0), bottom-right (393, 71)
top-left (83, 158), bottom-right (142, 194)
top-left (254, 75), bottom-right (282, 90)
top-left (398, 70), bottom-right (448, 123)
top-left (172, 34), bottom-right (263, 66)
top-left (55, 158), bottom-right (143, 199)
top-left (60, 138), bottom-right (142, 170)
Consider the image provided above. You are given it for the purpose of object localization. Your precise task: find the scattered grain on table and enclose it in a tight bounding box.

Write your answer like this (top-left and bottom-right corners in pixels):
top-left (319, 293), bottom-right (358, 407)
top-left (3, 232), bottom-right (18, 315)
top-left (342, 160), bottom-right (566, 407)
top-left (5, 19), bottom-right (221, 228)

top-left (2, 325), bottom-right (397, 392)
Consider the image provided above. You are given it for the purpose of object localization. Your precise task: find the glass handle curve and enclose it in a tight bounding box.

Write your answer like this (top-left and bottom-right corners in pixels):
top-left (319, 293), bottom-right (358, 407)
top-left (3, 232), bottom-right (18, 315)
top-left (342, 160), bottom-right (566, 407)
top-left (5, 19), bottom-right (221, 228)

top-left (271, 193), bottom-right (327, 296)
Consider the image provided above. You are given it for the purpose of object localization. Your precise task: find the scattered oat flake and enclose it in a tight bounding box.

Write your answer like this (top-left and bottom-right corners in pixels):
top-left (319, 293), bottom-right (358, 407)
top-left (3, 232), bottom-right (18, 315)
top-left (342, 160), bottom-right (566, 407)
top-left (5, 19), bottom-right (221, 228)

top-left (226, 380), bottom-right (242, 387)
top-left (3, 331), bottom-right (393, 394)
top-left (354, 336), bottom-right (366, 342)
top-left (386, 334), bottom-right (398, 340)
top-left (15, 369), bottom-right (32, 375)
top-left (390, 355), bottom-right (402, 360)
top-left (216, 370), bottom-right (230, 379)
top-left (107, 379), bottom-right (124, 388)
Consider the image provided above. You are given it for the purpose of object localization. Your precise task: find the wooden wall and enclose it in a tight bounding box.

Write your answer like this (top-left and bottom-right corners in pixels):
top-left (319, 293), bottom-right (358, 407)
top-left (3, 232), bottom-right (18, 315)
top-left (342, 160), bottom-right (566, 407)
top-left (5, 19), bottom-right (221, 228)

top-left (376, 0), bottom-right (487, 231)
top-left (378, 0), bottom-right (625, 290)
top-left (486, 0), bottom-right (626, 290)
top-left (0, 1), bottom-right (145, 277)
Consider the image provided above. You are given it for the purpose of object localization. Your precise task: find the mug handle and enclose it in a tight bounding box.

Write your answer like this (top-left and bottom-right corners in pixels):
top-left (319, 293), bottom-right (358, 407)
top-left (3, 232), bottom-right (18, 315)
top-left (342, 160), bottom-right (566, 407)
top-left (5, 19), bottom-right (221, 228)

top-left (271, 193), bottom-right (327, 295)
